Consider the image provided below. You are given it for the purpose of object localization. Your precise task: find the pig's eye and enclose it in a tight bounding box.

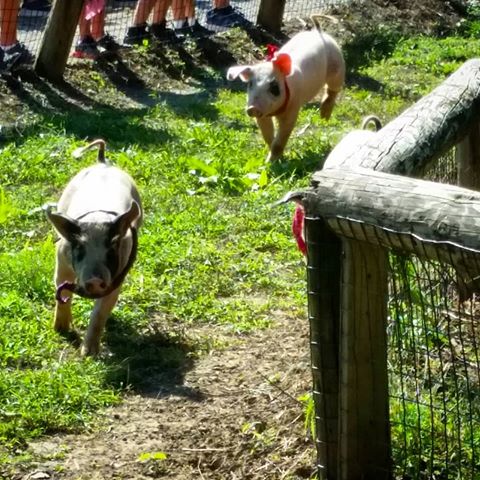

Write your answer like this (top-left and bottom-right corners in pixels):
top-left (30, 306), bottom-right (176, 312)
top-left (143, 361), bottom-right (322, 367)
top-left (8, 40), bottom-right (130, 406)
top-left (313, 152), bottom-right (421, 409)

top-left (72, 243), bottom-right (86, 263)
top-left (268, 80), bottom-right (280, 96)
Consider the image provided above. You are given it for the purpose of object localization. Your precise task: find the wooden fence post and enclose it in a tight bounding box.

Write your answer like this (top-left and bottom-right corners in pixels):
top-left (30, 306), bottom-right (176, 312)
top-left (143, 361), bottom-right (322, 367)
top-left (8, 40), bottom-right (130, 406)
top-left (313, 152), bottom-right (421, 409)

top-left (256, 0), bottom-right (286, 32)
top-left (305, 217), bottom-right (341, 479)
top-left (34, 0), bottom-right (84, 81)
top-left (456, 122), bottom-right (480, 189)
top-left (339, 240), bottom-right (390, 479)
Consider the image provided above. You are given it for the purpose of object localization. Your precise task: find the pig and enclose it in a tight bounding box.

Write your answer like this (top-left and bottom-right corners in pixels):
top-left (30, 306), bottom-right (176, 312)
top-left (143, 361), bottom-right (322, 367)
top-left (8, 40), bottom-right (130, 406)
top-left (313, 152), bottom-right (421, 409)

top-left (45, 139), bottom-right (142, 356)
top-left (325, 114), bottom-right (382, 166)
top-left (227, 15), bottom-right (345, 162)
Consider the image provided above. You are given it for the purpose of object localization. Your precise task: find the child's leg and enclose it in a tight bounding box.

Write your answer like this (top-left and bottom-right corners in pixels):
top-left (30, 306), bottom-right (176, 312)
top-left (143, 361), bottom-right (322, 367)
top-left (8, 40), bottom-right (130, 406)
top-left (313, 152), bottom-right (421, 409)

top-left (132, 0), bottom-right (156, 26)
top-left (90, 7), bottom-right (106, 39)
top-left (171, 0), bottom-right (185, 28)
top-left (0, 0), bottom-right (21, 47)
top-left (152, 0), bottom-right (171, 24)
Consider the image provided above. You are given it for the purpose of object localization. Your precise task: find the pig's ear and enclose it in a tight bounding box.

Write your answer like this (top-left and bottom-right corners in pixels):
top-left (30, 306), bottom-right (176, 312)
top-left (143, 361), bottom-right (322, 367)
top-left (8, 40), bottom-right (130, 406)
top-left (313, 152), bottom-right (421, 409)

top-left (46, 211), bottom-right (81, 242)
top-left (227, 66), bottom-right (253, 82)
top-left (272, 53), bottom-right (292, 76)
top-left (111, 201), bottom-right (141, 238)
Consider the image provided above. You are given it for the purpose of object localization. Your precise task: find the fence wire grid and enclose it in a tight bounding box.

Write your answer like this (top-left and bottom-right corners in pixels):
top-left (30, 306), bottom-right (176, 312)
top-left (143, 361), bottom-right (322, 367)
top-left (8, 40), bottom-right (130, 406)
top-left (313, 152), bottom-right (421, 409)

top-left (8, 0), bottom-right (350, 58)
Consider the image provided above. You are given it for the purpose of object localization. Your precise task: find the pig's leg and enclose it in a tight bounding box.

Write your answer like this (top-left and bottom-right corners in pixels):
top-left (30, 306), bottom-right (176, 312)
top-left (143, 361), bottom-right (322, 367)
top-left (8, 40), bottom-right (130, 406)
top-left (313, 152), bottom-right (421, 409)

top-left (256, 116), bottom-right (275, 147)
top-left (81, 288), bottom-right (120, 356)
top-left (320, 88), bottom-right (340, 120)
top-left (267, 109), bottom-right (299, 162)
top-left (54, 259), bottom-right (75, 332)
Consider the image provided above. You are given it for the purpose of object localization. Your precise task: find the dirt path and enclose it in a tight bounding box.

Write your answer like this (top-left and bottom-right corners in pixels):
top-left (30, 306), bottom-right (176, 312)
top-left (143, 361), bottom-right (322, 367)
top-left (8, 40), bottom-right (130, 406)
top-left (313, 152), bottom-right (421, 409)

top-left (16, 314), bottom-right (315, 480)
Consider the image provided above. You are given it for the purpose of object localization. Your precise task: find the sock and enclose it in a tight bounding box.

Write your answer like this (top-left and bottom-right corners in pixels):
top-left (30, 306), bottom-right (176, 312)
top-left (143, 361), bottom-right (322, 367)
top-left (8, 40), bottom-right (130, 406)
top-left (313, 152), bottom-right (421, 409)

top-left (187, 17), bottom-right (196, 27)
top-left (173, 19), bottom-right (184, 29)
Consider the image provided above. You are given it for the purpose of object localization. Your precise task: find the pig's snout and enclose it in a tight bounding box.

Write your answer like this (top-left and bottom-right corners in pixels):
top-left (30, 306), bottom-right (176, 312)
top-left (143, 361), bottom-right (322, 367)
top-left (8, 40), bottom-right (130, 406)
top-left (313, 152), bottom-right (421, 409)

top-left (84, 277), bottom-right (108, 295)
top-left (246, 106), bottom-right (262, 118)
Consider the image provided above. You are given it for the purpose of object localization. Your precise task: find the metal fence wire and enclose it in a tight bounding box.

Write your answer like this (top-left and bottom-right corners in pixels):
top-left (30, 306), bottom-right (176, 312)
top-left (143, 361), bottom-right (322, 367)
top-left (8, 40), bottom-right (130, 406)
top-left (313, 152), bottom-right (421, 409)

top-left (13, 0), bottom-right (342, 58)
top-left (305, 150), bottom-right (480, 479)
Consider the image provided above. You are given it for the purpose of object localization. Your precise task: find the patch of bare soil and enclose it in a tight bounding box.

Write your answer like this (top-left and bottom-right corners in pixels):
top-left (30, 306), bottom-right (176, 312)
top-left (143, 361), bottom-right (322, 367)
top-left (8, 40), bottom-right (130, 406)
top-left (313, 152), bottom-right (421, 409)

top-left (12, 314), bottom-right (313, 480)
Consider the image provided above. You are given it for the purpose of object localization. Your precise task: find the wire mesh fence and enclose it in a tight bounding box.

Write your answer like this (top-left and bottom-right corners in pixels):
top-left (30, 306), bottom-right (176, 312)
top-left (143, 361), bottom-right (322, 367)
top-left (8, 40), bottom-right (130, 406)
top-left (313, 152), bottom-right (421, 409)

top-left (388, 252), bottom-right (480, 479)
top-left (12, 0), bottom-right (350, 58)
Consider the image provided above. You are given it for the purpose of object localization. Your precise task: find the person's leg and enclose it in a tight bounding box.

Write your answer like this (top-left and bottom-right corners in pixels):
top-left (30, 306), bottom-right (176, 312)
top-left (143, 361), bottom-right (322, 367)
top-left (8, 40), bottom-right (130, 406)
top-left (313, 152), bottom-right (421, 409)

top-left (78, 7), bottom-right (93, 40)
top-left (184, 0), bottom-right (195, 26)
top-left (90, 7), bottom-right (105, 39)
top-left (207, 0), bottom-right (247, 27)
top-left (213, 0), bottom-right (229, 8)
top-left (124, 0), bottom-right (155, 44)
top-left (152, 0), bottom-right (170, 24)
top-left (150, 0), bottom-right (176, 40)
top-left (73, 3), bottom-right (100, 59)
top-left (0, 0), bottom-right (20, 47)
top-left (0, 0), bottom-right (33, 67)
top-left (132, 0), bottom-right (155, 25)
top-left (171, 0), bottom-right (185, 28)
top-left (184, 0), bottom-right (211, 36)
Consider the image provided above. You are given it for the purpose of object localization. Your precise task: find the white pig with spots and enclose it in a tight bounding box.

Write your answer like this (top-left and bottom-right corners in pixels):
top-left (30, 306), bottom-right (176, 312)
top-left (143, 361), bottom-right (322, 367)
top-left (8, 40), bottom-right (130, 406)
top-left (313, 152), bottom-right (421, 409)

top-left (46, 139), bottom-right (142, 356)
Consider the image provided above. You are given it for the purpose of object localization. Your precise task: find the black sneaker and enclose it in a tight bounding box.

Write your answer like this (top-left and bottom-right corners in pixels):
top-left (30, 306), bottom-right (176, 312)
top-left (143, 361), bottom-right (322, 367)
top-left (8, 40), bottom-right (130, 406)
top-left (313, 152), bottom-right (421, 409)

top-left (123, 23), bottom-right (150, 46)
top-left (72, 36), bottom-right (99, 60)
top-left (206, 5), bottom-right (249, 27)
top-left (3, 42), bottom-right (34, 69)
top-left (173, 20), bottom-right (190, 41)
top-left (150, 21), bottom-right (178, 42)
top-left (20, 0), bottom-right (51, 17)
top-left (187, 20), bottom-right (212, 38)
top-left (97, 33), bottom-right (120, 52)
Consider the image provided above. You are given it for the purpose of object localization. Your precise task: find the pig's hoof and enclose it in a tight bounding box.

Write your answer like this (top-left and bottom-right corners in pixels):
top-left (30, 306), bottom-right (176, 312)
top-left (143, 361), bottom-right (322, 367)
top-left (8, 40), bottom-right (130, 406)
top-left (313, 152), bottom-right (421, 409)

top-left (81, 342), bottom-right (100, 357)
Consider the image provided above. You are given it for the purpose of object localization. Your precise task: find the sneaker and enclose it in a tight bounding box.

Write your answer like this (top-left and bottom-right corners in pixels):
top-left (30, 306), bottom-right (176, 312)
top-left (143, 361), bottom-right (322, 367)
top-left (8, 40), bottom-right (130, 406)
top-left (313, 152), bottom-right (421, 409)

top-left (97, 33), bottom-right (120, 52)
top-left (173, 20), bottom-right (190, 41)
top-left (150, 21), bottom-right (178, 42)
top-left (72, 36), bottom-right (99, 60)
top-left (20, 0), bottom-right (51, 17)
top-left (206, 5), bottom-right (249, 27)
top-left (186, 20), bottom-right (213, 38)
top-left (3, 42), bottom-right (34, 69)
top-left (123, 23), bottom-right (150, 46)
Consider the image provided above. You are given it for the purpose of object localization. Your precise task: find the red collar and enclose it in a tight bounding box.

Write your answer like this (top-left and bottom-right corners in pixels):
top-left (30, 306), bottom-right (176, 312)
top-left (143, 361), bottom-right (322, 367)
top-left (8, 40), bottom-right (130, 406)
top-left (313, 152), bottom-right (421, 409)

top-left (268, 79), bottom-right (290, 117)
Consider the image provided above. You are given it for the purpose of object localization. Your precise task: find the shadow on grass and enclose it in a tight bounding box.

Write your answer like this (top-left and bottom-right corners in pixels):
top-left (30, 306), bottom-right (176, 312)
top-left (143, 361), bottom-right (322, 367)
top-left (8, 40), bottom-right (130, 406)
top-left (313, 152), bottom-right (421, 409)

top-left (102, 315), bottom-right (202, 400)
top-left (1, 67), bottom-right (176, 147)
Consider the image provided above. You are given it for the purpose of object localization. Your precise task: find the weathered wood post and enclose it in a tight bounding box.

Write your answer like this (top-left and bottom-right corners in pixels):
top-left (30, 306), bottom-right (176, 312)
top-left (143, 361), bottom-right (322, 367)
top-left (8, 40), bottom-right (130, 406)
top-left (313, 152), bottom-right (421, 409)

top-left (35, 0), bottom-right (84, 81)
top-left (293, 58), bottom-right (480, 479)
top-left (256, 0), bottom-right (286, 32)
top-left (456, 123), bottom-right (480, 189)
top-left (305, 217), bottom-right (341, 479)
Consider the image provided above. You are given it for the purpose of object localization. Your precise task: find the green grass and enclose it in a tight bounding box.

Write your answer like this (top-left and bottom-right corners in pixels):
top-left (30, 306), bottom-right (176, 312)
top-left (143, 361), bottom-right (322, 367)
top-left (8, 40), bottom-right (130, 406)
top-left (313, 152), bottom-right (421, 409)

top-left (1, 27), bottom-right (479, 470)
